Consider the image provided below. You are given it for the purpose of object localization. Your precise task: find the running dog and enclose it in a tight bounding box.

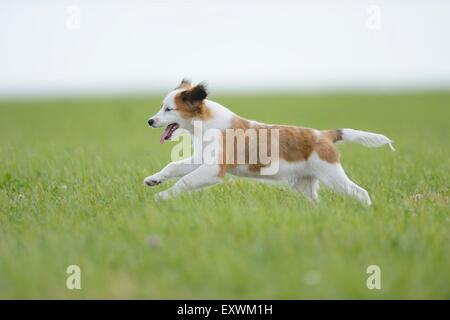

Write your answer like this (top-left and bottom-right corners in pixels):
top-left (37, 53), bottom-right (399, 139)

top-left (144, 79), bottom-right (394, 205)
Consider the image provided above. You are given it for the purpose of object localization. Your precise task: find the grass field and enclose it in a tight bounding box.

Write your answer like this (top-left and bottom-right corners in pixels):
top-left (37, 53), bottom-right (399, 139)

top-left (0, 92), bottom-right (449, 299)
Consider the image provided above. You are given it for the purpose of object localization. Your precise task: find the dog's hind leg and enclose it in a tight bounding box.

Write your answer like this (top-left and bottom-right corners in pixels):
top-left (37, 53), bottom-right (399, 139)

top-left (313, 160), bottom-right (372, 206)
top-left (293, 177), bottom-right (320, 203)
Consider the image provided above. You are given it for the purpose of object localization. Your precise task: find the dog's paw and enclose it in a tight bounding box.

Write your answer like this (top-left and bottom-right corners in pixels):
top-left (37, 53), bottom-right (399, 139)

top-left (143, 174), bottom-right (163, 187)
top-left (154, 191), bottom-right (170, 202)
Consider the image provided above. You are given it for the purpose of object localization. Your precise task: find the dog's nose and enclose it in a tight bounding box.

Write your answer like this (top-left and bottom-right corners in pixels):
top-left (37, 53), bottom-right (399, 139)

top-left (148, 119), bottom-right (155, 127)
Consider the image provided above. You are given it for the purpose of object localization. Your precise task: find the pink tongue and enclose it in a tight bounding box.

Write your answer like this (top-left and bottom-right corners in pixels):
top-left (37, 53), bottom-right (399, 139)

top-left (160, 124), bottom-right (175, 144)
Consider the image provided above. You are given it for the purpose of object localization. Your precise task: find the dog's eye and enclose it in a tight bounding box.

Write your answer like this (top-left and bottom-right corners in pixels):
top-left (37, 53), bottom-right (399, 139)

top-left (164, 107), bottom-right (173, 112)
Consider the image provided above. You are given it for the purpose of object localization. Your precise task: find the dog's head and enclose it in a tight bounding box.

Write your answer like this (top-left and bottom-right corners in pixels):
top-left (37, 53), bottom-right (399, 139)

top-left (148, 79), bottom-right (209, 144)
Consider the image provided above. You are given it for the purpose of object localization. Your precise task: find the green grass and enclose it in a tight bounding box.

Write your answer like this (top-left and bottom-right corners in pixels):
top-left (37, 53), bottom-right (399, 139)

top-left (0, 92), bottom-right (449, 299)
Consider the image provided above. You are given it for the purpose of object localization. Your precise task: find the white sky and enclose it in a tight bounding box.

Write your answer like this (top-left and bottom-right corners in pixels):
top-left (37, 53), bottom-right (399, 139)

top-left (1, 0), bottom-right (450, 97)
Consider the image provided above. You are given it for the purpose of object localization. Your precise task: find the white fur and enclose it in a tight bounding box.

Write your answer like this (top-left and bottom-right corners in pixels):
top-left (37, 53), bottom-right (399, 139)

top-left (144, 86), bottom-right (393, 206)
top-left (341, 128), bottom-right (395, 151)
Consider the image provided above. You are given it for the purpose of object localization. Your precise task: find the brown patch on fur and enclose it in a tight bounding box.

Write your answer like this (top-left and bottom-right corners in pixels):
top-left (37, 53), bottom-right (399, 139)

top-left (315, 129), bottom-right (341, 163)
top-left (278, 125), bottom-right (315, 162)
top-left (218, 116), bottom-right (318, 176)
top-left (174, 91), bottom-right (212, 121)
top-left (315, 138), bottom-right (340, 163)
top-left (321, 129), bottom-right (343, 143)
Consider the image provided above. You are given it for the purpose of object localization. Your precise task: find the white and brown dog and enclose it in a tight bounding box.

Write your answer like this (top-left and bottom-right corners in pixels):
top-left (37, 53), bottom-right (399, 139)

top-left (144, 79), bottom-right (394, 205)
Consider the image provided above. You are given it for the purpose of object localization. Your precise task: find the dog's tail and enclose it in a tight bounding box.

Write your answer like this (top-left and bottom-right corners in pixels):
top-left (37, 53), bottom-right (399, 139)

top-left (324, 128), bottom-right (395, 151)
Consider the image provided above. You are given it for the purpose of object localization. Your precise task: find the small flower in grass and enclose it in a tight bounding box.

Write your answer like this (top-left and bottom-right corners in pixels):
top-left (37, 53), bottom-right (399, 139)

top-left (18, 193), bottom-right (25, 200)
top-left (147, 235), bottom-right (160, 248)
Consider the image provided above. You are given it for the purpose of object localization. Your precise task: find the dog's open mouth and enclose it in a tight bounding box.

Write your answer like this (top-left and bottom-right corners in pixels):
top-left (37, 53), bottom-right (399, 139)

top-left (160, 123), bottom-right (180, 144)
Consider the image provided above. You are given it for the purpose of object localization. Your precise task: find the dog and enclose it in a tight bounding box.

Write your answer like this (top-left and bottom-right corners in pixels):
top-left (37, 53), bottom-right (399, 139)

top-left (144, 79), bottom-right (394, 205)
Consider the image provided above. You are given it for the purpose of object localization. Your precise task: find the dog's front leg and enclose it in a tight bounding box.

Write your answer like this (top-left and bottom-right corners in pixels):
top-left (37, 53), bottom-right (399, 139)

top-left (155, 164), bottom-right (223, 201)
top-left (144, 157), bottom-right (200, 187)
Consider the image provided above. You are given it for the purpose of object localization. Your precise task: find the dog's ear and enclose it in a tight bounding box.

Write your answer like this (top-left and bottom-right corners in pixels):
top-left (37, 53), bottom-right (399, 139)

top-left (176, 78), bottom-right (192, 90)
top-left (181, 83), bottom-right (208, 108)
